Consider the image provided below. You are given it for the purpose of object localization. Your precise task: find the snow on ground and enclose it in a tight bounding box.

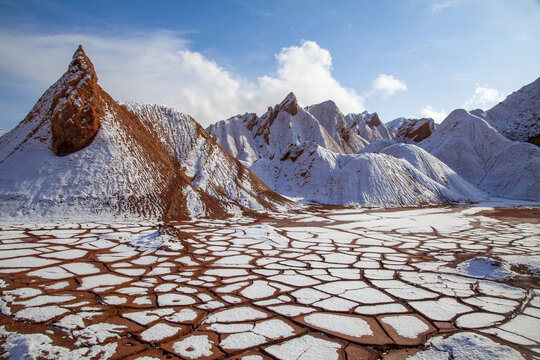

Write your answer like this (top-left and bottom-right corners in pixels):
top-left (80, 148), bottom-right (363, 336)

top-left (409, 332), bottom-right (525, 359)
top-left (0, 206), bottom-right (539, 359)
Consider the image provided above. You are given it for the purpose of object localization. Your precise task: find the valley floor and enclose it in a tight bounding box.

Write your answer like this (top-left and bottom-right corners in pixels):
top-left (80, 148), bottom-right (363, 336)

top-left (0, 206), bottom-right (539, 359)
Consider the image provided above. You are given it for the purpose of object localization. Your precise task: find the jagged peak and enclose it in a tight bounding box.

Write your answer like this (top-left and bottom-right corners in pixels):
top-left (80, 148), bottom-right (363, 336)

top-left (277, 92), bottom-right (299, 115)
top-left (67, 44), bottom-right (97, 81)
top-left (367, 113), bottom-right (382, 127)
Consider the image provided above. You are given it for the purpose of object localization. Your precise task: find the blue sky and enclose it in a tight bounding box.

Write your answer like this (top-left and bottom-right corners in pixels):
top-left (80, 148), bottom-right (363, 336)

top-left (0, 0), bottom-right (539, 133)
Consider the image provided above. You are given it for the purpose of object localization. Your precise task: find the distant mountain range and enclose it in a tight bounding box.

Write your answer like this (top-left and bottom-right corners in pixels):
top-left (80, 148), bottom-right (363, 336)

top-left (0, 46), bottom-right (538, 220)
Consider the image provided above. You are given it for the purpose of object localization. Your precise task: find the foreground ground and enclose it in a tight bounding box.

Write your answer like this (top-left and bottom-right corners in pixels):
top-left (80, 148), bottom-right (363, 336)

top-left (0, 206), bottom-right (539, 359)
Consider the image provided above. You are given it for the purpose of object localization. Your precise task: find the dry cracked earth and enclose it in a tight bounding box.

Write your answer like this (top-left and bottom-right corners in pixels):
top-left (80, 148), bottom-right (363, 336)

top-left (0, 207), bottom-right (539, 359)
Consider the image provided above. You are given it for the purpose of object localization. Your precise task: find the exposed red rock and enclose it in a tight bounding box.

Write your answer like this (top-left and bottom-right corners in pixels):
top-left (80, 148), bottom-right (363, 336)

top-left (50, 45), bottom-right (103, 156)
top-left (395, 118), bottom-right (435, 143)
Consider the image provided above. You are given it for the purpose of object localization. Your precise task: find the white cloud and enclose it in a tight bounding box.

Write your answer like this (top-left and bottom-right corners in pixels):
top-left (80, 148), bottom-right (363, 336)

top-left (0, 33), bottom-right (365, 127)
top-left (257, 40), bottom-right (364, 114)
top-left (369, 74), bottom-right (407, 97)
top-left (421, 105), bottom-right (448, 123)
top-left (464, 85), bottom-right (505, 110)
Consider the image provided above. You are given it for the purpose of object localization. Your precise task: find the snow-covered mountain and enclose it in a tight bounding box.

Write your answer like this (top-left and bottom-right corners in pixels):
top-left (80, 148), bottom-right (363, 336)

top-left (0, 46), bottom-right (293, 221)
top-left (345, 111), bottom-right (394, 142)
top-left (208, 94), bottom-right (486, 206)
top-left (206, 93), bottom-right (370, 167)
top-left (385, 117), bottom-right (408, 133)
top-left (475, 76), bottom-right (539, 146)
top-left (421, 109), bottom-right (540, 201)
top-left (251, 141), bottom-right (485, 205)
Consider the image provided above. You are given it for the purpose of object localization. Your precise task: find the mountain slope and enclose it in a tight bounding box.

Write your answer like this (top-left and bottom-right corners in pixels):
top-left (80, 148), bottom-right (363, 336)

top-left (385, 117), bottom-right (407, 133)
top-left (480, 76), bottom-right (540, 146)
top-left (421, 109), bottom-right (540, 201)
top-left (0, 46), bottom-right (292, 221)
top-left (305, 100), bottom-right (368, 152)
top-left (209, 94), bottom-right (486, 206)
top-left (250, 142), bottom-right (485, 206)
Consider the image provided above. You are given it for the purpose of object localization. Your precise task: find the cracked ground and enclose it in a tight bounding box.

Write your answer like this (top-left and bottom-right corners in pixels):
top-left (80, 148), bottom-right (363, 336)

top-left (0, 206), bottom-right (539, 359)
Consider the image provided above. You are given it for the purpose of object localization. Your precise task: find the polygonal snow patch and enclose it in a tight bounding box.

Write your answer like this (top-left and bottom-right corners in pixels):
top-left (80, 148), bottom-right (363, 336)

top-left (172, 335), bottom-right (214, 359)
top-left (265, 334), bottom-right (341, 360)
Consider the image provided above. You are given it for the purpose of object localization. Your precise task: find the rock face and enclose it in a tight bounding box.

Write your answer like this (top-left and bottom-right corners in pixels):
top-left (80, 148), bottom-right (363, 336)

top-left (346, 112), bottom-right (394, 143)
top-left (0, 46), bottom-right (293, 221)
top-left (479, 76), bottom-right (540, 146)
top-left (394, 118), bottom-right (436, 143)
top-left (421, 109), bottom-right (540, 201)
top-left (208, 94), bottom-right (485, 206)
top-left (50, 45), bottom-right (103, 156)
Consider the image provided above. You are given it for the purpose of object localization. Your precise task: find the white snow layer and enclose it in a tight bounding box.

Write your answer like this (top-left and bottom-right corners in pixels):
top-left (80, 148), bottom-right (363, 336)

top-left (408, 332), bottom-right (525, 360)
top-left (421, 109), bottom-right (540, 201)
top-left (481, 76), bottom-right (539, 143)
top-left (208, 93), bottom-right (488, 206)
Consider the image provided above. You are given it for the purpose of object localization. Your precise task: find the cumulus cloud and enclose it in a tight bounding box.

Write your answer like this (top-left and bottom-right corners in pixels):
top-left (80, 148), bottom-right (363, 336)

top-left (464, 85), bottom-right (505, 110)
top-left (257, 40), bottom-right (365, 113)
top-left (369, 74), bottom-right (407, 97)
top-left (0, 33), bottom-right (365, 127)
top-left (421, 105), bottom-right (448, 123)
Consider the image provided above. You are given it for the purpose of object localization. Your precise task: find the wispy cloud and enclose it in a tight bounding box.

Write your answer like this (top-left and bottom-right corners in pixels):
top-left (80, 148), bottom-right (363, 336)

top-left (368, 74), bottom-right (407, 98)
top-left (429, 0), bottom-right (467, 13)
top-left (464, 85), bottom-right (505, 109)
top-left (421, 105), bottom-right (448, 123)
top-left (0, 33), bottom-right (365, 127)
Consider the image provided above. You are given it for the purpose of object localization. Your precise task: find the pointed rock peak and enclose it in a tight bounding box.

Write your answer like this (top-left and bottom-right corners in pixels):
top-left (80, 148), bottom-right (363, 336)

top-left (367, 113), bottom-right (382, 127)
top-left (68, 44), bottom-right (97, 81)
top-left (277, 92), bottom-right (299, 115)
top-left (281, 92), bottom-right (297, 105)
top-left (51, 44), bottom-right (103, 156)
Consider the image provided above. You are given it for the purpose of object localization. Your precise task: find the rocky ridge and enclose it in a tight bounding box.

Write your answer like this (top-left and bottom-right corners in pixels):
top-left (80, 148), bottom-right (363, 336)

top-left (208, 94), bottom-right (486, 206)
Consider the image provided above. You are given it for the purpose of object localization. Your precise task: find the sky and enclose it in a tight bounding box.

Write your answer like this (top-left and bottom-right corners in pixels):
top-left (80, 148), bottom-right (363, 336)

top-left (0, 0), bottom-right (539, 134)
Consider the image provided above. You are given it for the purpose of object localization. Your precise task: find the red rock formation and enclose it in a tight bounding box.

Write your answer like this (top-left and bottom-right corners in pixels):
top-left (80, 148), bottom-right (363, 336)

top-left (50, 45), bottom-right (103, 156)
top-left (395, 118), bottom-right (435, 143)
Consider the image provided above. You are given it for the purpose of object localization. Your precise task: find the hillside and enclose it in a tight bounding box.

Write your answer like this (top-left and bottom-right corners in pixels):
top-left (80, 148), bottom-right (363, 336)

top-left (0, 46), bottom-right (293, 221)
